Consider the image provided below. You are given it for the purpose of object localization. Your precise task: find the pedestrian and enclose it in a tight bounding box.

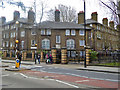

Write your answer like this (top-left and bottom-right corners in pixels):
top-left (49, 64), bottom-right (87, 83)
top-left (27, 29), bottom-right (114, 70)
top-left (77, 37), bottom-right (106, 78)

top-left (49, 54), bottom-right (53, 64)
top-left (35, 53), bottom-right (37, 64)
top-left (38, 54), bottom-right (41, 64)
top-left (46, 54), bottom-right (49, 64)
top-left (18, 53), bottom-right (22, 66)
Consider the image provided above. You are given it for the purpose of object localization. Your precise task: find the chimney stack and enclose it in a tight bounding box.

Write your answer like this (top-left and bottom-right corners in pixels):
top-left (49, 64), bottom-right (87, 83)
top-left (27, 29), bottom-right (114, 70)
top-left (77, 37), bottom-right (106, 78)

top-left (55, 9), bottom-right (60, 22)
top-left (78, 11), bottom-right (84, 24)
top-left (102, 18), bottom-right (108, 26)
top-left (0, 16), bottom-right (6, 24)
top-left (28, 9), bottom-right (35, 23)
top-left (109, 21), bottom-right (114, 29)
top-left (13, 11), bottom-right (20, 20)
top-left (91, 12), bottom-right (98, 21)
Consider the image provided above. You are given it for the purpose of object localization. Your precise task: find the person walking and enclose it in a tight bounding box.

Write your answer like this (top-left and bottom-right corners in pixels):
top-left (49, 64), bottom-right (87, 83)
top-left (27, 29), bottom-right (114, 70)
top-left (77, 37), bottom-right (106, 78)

top-left (49, 54), bottom-right (53, 64)
top-left (38, 54), bottom-right (41, 64)
top-left (34, 53), bottom-right (37, 64)
top-left (18, 53), bottom-right (22, 67)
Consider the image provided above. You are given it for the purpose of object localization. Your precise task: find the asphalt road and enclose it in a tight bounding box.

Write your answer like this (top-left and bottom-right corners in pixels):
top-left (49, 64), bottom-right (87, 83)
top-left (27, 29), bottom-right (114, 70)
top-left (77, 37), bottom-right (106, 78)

top-left (31, 64), bottom-right (119, 82)
top-left (1, 62), bottom-right (119, 89)
top-left (2, 70), bottom-right (80, 88)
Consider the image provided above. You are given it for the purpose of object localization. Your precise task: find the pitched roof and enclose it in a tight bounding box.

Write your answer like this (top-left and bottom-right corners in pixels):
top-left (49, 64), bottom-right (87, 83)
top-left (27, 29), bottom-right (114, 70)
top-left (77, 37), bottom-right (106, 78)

top-left (38, 21), bottom-right (91, 29)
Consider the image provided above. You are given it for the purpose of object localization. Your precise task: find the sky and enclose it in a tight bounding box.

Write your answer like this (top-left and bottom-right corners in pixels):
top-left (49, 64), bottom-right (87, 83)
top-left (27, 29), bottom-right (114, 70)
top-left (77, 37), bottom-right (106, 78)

top-left (0, 0), bottom-right (114, 23)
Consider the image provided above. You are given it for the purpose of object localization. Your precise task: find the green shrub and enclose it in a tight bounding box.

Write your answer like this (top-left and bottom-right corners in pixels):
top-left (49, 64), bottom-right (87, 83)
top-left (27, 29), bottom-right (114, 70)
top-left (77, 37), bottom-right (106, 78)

top-left (89, 50), bottom-right (98, 60)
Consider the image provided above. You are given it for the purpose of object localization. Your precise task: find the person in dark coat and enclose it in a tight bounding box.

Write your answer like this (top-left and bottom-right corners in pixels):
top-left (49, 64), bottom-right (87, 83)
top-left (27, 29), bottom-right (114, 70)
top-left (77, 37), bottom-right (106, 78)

top-left (49, 54), bottom-right (52, 64)
top-left (18, 53), bottom-right (22, 66)
top-left (37, 54), bottom-right (41, 64)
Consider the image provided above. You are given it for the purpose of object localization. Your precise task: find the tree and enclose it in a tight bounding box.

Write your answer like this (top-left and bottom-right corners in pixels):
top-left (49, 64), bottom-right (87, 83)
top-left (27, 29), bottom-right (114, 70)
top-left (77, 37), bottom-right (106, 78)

top-left (47, 4), bottom-right (77, 22)
top-left (31, 0), bottom-right (48, 23)
top-left (99, 0), bottom-right (120, 26)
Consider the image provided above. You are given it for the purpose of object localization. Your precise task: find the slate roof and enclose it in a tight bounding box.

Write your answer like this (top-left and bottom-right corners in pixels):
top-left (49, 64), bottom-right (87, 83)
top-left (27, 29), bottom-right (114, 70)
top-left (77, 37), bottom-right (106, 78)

top-left (2, 18), bottom-right (32, 25)
top-left (38, 21), bottom-right (91, 30)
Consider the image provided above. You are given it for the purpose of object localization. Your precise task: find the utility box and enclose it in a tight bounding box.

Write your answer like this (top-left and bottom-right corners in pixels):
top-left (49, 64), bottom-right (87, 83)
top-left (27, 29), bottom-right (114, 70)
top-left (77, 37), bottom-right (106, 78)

top-left (15, 59), bottom-right (19, 68)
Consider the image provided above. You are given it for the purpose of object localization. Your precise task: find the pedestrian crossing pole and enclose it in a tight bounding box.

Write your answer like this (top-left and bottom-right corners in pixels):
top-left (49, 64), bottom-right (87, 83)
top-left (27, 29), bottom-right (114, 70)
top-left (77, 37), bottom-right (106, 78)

top-left (84, 0), bottom-right (87, 68)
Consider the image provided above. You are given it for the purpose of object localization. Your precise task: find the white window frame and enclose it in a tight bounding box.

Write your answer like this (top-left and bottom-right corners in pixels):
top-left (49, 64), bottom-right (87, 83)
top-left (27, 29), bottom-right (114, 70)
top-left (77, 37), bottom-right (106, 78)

top-left (79, 30), bottom-right (85, 36)
top-left (21, 41), bottom-right (24, 49)
top-left (66, 30), bottom-right (70, 36)
top-left (3, 42), bottom-right (5, 47)
top-left (56, 36), bottom-right (61, 43)
top-left (46, 29), bottom-right (51, 35)
top-left (66, 39), bottom-right (75, 49)
top-left (21, 31), bottom-right (25, 37)
top-left (79, 40), bottom-right (85, 46)
top-left (42, 39), bottom-right (50, 49)
top-left (6, 41), bottom-right (9, 47)
top-left (41, 29), bottom-right (45, 35)
top-left (10, 33), bottom-right (13, 38)
top-left (13, 32), bottom-right (15, 37)
top-left (71, 30), bottom-right (76, 36)
top-left (10, 42), bottom-right (12, 47)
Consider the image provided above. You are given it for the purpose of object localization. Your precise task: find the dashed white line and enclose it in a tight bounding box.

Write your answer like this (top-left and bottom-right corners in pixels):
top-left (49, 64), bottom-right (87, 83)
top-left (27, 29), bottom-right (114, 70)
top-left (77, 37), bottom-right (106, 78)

top-left (2, 74), bottom-right (9, 77)
top-left (56, 80), bottom-right (79, 88)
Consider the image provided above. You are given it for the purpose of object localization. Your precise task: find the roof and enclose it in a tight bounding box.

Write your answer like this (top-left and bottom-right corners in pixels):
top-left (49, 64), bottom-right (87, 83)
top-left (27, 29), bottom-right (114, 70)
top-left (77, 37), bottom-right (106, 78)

top-left (38, 21), bottom-right (91, 30)
top-left (2, 18), bottom-right (32, 25)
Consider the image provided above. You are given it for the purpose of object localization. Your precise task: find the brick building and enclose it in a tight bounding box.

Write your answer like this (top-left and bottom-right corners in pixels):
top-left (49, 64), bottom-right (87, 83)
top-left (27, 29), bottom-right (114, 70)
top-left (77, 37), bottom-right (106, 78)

top-left (1, 10), bottom-right (119, 63)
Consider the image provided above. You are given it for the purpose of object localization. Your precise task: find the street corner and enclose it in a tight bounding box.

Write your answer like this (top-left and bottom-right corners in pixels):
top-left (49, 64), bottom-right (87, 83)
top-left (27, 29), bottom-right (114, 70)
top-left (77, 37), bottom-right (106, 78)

top-left (5, 67), bottom-right (31, 72)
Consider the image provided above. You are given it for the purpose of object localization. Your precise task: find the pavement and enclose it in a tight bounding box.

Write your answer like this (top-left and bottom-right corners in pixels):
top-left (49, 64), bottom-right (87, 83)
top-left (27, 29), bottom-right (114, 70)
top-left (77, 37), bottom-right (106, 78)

top-left (1, 59), bottom-right (120, 73)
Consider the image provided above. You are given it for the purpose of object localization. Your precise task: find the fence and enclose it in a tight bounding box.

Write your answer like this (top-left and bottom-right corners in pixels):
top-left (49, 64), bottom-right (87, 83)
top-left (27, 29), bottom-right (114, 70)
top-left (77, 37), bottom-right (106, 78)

top-left (90, 50), bottom-right (119, 65)
top-left (67, 50), bottom-right (85, 64)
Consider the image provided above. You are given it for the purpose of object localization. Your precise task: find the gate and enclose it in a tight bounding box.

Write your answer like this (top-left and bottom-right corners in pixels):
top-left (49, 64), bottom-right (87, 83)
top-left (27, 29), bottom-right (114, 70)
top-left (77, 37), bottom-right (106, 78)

top-left (56, 49), bottom-right (61, 64)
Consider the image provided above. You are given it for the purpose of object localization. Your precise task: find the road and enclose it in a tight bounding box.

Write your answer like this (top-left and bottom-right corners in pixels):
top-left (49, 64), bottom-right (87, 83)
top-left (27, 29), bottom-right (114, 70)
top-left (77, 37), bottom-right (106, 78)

top-left (1, 61), bottom-right (119, 89)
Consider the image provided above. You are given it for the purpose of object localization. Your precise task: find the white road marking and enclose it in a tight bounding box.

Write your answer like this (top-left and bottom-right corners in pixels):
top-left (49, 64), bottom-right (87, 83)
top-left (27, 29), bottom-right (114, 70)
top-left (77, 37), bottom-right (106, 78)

top-left (56, 80), bottom-right (79, 88)
top-left (20, 73), bottom-right (28, 78)
top-left (75, 80), bottom-right (90, 82)
top-left (2, 74), bottom-right (9, 77)
top-left (18, 73), bottom-right (79, 88)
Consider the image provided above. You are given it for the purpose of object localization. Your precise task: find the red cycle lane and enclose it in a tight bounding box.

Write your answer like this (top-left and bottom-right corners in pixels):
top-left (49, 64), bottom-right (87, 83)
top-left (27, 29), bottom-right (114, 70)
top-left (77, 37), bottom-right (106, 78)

top-left (20, 70), bottom-right (119, 89)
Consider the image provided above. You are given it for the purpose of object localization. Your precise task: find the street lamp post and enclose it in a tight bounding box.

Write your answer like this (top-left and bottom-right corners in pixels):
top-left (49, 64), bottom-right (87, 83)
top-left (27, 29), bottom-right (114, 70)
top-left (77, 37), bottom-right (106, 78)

top-left (84, 0), bottom-right (87, 68)
top-left (35, 44), bottom-right (37, 64)
top-left (15, 21), bottom-right (19, 68)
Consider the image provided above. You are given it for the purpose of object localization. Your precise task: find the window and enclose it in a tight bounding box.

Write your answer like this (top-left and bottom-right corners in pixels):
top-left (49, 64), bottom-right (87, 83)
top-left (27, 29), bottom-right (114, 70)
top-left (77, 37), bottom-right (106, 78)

top-left (47, 29), bottom-right (51, 35)
top-left (3, 42), bottom-right (5, 47)
top-left (21, 41), bottom-right (24, 49)
top-left (79, 40), bottom-right (85, 46)
top-left (31, 30), bottom-right (36, 35)
top-left (66, 39), bottom-right (75, 49)
top-left (31, 40), bottom-right (36, 46)
top-left (6, 33), bottom-right (9, 38)
top-left (79, 30), bottom-right (85, 36)
top-left (20, 23), bottom-right (23, 27)
top-left (6, 41), bottom-right (9, 47)
top-left (56, 36), bottom-right (61, 43)
top-left (10, 33), bottom-right (12, 38)
top-left (4, 33), bottom-right (6, 38)
top-left (91, 32), bottom-right (93, 38)
top-left (42, 39), bottom-right (50, 49)
top-left (10, 42), bottom-right (12, 47)
top-left (21, 31), bottom-right (25, 37)
top-left (11, 24), bottom-right (15, 29)
top-left (13, 32), bottom-right (15, 37)
top-left (80, 51), bottom-right (85, 57)
top-left (71, 30), bottom-right (76, 36)
top-left (66, 30), bottom-right (70, 36)
top-left (41, 29), bottom-right (45, 35)
top-left (71, 51), bottom-right (76, 57)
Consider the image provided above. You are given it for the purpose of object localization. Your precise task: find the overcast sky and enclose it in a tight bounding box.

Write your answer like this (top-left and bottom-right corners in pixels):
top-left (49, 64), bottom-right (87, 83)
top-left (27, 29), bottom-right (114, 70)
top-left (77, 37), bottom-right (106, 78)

top-left (0, 0), bottom-right (114, 23)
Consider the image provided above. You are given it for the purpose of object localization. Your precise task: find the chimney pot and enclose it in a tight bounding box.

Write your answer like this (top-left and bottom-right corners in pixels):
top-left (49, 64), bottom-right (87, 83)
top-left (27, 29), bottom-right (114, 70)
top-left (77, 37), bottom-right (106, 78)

top-left (91, 12), bottom-right (98, 21)
top-left (13, 11), bottom-right (20, 20)
top-left (55, 10), bottom-right (60, 22)
top-left (102, 18), bottom-right (108, 26)
top-left (78, 11), bottom-right (84, 24)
